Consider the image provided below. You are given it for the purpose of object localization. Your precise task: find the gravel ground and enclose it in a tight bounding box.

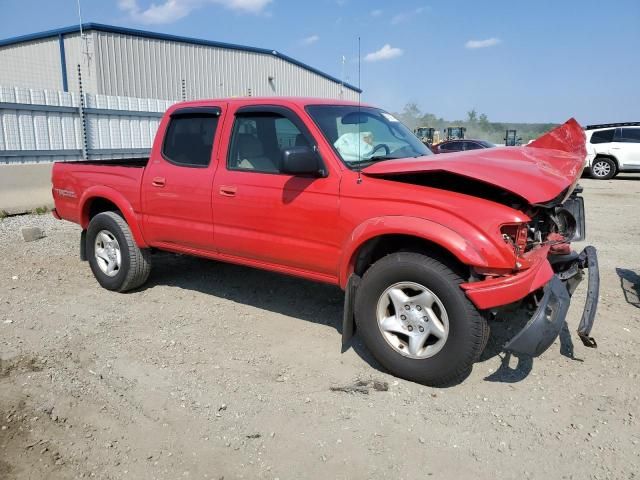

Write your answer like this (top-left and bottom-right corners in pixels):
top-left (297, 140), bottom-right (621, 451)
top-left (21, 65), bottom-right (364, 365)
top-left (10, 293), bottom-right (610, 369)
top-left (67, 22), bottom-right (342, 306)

top-left (1, 176), bottom-right (639, 479)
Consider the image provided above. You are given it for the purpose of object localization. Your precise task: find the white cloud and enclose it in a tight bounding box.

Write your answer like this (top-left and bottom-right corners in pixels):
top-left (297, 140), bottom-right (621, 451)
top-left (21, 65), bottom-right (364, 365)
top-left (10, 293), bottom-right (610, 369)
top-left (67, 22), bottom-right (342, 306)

top-left (364, 44), bottom-right (403, 62)
top-left (370, 9), bottom-right (382, 17)
top-left (301, 34), bottom-right (319, 46)
top-left (223, 0), bottom-right (272, 14)
top-left (390, 12), bottom-right (409, 25)
top-left (118, 0), bottom-right (272, 24)
top-left (390, 6), bottom-right (427, 25)
top-left (118, 0), bottom-right (191, 24)
top-left (465, 37), bottom-right (501, 49)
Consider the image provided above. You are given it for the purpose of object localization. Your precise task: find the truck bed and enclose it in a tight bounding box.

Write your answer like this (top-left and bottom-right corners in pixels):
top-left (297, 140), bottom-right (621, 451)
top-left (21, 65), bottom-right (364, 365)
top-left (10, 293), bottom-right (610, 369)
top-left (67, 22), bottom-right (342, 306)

top-left (52, 159), bottom-right (148, 225)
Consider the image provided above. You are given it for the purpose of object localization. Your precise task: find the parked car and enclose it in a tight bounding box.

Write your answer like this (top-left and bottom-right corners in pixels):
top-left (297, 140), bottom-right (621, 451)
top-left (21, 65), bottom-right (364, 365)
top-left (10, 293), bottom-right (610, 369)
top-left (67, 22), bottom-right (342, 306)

top-left (585, 122), bottom-right (640, 179)
top-left (51, 98), bottom-right (599, 386)
top-left (432, 139), bottom-right (496, 154)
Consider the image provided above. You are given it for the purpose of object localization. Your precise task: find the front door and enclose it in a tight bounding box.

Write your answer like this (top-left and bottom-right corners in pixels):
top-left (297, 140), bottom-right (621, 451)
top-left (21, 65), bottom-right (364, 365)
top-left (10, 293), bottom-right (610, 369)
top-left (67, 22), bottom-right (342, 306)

top-left (212, 105), bottom-right (342, 278)
top-left (141, 105), bottom-right (225, 251)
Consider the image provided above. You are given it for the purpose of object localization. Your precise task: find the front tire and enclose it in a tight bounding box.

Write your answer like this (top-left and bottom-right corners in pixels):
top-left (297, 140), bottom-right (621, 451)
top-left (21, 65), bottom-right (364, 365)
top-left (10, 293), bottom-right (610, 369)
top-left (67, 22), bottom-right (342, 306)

top-left (590, 157), bottom-right (616, 180)
top-left (86, 211), bottom-right (151, 292)
top-left (354, 252), bottom-right (487, 386)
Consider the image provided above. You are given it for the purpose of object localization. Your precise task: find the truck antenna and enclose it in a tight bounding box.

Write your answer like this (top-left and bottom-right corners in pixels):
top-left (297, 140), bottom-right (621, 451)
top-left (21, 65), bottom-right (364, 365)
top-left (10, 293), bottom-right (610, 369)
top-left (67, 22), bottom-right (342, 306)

top-left (76, 0), bottom-right (91, 68)
top-left (76, 0), bottom-right (84, 37)
top-left (340, 55), bottom-right (346, 99)
top-left (356, 36), bottom-right (362, 184)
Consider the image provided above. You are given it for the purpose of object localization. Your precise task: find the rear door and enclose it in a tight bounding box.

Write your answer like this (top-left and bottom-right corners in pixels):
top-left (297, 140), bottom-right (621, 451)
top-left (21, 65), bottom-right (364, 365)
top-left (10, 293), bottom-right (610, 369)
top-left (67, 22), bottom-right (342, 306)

top-left (141, 105), bottom-right (225, 251)
top-left (614, 127), bottom-right (640, 167)
top-left (588, 128), bottom-right (615, 163)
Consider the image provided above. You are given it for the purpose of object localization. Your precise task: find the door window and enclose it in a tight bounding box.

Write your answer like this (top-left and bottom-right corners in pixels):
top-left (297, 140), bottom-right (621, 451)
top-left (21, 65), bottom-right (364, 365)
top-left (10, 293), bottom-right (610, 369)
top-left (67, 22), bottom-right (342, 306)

top-left (617, 128), bottom-right (640, 143)
top-left (228, 113), bottom-right (310, 173)
top-left (589, 129), bottom-right (615, 144)
top-left (442, 141), bottom-right (463, 152)
top-left (463, 141), bottom-right (483, 150)
top-left (162, 114), bottom-right (219, 167)
top-left (276, 117), bottom-right (310, 149)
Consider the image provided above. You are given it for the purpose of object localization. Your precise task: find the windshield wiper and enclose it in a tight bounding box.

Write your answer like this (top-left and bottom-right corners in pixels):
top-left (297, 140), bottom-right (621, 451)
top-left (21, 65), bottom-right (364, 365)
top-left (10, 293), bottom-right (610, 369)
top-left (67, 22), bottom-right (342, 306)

top-left (349, 155), bottom-right (402, 168)
top-left (367, 155), bottom-right (400, 162)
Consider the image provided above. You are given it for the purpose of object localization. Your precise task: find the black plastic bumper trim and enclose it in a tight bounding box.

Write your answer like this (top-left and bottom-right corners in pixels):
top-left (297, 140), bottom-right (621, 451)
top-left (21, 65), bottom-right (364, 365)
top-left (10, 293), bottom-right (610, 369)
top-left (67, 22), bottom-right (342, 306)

top-left (504, 246), bottom-right (599, 357)
top-left (576, 246), bottom-right (599, 347)
top-left (504, 276), bottom-right (571, 357)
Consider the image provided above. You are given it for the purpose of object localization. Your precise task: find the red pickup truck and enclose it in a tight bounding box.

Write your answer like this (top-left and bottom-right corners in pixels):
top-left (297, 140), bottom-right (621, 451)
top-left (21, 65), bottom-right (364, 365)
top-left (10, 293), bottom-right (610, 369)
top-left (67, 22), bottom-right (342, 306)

top-left (52, 97), bottom-right (599, 386)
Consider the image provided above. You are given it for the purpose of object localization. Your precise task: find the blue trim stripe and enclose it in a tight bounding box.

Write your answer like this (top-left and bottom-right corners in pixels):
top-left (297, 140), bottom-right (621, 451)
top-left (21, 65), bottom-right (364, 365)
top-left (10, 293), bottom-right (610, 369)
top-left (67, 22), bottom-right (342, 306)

top-left (58, 34), bottom-right (68, 92)
top-left (0, 23), bottom-right (362, 93)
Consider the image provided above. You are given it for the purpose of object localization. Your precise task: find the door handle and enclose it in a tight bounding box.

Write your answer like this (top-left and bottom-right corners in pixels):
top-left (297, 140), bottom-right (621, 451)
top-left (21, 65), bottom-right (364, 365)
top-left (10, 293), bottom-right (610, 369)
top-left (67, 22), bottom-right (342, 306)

top-left (152, 177), bottom-right (166, 187)
top-left (611, 147), bottom-right (621, 150)
top-left (219, 185), bottom-right (237, 197)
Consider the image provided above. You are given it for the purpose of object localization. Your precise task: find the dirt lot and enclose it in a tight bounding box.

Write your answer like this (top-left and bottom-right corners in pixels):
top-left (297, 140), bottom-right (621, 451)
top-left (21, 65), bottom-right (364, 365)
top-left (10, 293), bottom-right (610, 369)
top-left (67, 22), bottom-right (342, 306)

top-left (1, 176), bottom-right (639, 479)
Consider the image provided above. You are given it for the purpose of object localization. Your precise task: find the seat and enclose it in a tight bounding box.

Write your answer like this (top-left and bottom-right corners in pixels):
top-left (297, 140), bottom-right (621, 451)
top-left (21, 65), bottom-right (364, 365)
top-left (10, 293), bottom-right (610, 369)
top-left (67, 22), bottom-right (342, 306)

top-left (235, 134), bottom-right (277, 172)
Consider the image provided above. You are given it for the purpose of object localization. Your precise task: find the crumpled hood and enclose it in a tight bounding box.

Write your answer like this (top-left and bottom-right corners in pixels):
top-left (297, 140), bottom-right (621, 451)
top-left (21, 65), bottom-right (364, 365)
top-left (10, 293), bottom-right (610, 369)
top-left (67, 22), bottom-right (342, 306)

top-left (362, 118), bottom-right (586, 205)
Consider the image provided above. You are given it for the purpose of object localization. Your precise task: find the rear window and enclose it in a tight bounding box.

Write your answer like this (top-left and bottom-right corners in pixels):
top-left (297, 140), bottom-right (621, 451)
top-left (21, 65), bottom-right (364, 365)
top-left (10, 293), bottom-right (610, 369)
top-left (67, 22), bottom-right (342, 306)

top-left (163, 114), bottom-right (219, 167)
top-left (589, 129), bottom-right (615, 144)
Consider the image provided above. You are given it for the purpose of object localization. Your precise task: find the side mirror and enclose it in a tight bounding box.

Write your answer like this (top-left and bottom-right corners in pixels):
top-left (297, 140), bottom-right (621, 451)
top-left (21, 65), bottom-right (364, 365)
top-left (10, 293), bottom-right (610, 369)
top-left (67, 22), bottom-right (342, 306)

top-left (281, 146), bottom-right (325, 177)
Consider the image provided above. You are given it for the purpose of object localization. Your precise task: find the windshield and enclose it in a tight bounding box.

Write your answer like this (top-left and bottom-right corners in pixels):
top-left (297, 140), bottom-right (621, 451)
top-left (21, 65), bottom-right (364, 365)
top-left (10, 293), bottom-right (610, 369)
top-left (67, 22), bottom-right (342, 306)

top-left (306, 105), bottom-right (432, 167)
top-left (479, 140), bottom-right (496, 148)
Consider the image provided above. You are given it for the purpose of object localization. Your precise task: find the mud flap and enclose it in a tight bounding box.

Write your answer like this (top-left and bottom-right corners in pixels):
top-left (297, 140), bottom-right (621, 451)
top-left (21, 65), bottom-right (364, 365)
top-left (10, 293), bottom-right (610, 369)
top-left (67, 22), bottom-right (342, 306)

top-left (341, 274), bottom-right (360, 352)
top-left (80, 230), bottom-right (87, 261)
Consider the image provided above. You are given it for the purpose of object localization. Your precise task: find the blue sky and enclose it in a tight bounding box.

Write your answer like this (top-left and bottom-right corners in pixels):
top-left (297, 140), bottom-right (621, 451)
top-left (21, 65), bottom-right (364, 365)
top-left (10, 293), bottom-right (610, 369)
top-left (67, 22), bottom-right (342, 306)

top-left (1, 0), bottom-right (639, 124)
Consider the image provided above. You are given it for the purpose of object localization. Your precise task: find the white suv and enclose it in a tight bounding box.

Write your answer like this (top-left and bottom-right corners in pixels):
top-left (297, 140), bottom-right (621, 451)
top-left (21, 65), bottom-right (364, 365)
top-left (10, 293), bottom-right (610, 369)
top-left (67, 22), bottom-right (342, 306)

top-left (585, 123), bottom-right (640, 179)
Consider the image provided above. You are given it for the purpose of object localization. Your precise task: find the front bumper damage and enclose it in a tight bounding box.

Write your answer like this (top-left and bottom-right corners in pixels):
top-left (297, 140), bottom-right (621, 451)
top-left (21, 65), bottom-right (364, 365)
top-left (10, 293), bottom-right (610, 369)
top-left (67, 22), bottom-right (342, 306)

top-left (504, 246), bottom-right (599, 357)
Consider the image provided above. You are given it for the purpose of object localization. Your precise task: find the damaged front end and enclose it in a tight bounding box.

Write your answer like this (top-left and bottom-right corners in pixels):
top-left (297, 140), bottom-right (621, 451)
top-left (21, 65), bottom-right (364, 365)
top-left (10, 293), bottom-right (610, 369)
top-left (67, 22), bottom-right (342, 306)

top-left (502, 187), bottom-right (599, 357)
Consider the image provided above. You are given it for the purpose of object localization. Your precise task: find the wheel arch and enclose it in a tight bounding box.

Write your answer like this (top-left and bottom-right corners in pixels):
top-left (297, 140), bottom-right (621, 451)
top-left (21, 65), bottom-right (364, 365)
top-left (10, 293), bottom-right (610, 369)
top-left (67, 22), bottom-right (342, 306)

top-left (79, 186), bottom-right (148, 247)
top-left (339, 216), bottom-right (494, 289)
top-left (593, 154), bottom-right (619, 171)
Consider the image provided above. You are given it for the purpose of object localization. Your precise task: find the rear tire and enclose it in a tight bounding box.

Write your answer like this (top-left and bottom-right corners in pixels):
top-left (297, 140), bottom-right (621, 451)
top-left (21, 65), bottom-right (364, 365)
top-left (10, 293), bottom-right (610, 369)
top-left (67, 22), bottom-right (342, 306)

top-left (354, 252), bottom-right (487, 386)
top-left (590, 157), bottom-right (616, 180)
top-left (86, 211), bottom-right (151, 292)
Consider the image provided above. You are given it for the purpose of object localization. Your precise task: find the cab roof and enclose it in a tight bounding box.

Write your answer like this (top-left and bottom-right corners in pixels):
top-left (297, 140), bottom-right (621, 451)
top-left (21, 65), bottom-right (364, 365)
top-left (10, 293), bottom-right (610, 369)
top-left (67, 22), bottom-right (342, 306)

top-left (172, 97), bottom-right (369, 109)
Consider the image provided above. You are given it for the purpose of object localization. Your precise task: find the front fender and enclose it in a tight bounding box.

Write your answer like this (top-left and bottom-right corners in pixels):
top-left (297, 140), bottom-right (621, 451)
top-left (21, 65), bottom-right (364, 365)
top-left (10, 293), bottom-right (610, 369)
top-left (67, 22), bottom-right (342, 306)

top-left (79, 186), bottom-right (148, 247)
top-left (339, 215), bottom-right (510, 288)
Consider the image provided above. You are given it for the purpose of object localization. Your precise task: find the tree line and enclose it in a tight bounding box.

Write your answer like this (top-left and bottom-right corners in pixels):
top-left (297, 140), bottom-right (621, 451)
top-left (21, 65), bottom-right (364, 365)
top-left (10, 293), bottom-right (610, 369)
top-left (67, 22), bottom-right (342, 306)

top-left (394, 102), bottom-right (558, 144)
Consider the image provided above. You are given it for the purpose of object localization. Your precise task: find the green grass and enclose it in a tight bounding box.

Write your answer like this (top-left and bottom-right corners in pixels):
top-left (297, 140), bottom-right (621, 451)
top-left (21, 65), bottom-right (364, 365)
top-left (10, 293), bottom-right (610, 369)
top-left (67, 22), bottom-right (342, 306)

top-left (32, 206), bottom-right (49, 215)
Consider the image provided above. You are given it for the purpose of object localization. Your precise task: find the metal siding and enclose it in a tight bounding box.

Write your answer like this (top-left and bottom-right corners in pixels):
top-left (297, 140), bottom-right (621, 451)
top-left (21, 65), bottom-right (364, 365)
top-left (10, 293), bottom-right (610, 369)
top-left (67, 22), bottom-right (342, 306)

top-left (93, 31), bottom-right (358, 101)
top-left (62, 32), bottom-right (98, 94)
top-left (0, 38), bottom-right (62, 91)
top-left (1, 85), bottom-right (176, 164)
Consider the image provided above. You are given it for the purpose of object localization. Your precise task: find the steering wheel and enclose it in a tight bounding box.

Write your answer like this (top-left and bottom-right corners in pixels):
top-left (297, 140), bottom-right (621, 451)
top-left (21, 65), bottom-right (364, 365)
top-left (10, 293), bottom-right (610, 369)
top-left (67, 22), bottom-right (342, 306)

top-left (370, 143), bottom-right (390, 157)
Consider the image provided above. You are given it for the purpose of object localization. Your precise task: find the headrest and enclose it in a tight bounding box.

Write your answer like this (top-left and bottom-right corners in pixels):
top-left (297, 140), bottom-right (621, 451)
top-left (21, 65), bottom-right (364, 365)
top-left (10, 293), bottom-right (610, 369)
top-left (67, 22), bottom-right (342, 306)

top-left (295, 134), bottom-right (309, 147)
top-left (237, 134), bottom-right (264, 158)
